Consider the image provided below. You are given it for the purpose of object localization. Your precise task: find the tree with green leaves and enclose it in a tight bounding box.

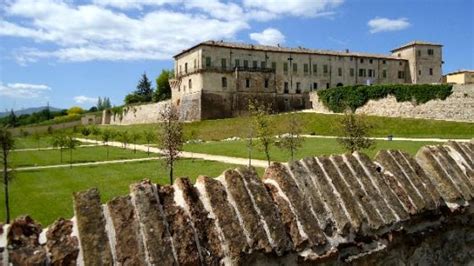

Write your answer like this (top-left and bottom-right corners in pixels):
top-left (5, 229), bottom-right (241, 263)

top-left (51, 134), bottom-right (67, 163)
top-left (118, 130), bottom-right (132, 149)
top-left (103, 97), bottom-right (111, 109)
top-left (90, 126), bottom-right (101, 144)
top-left (1, 126), bottom-right (15, 223)
top-left (158, 105), bottom-right (183, 184)
top-left (65, 136), bottom-right (80, 169)
top-left (135, 73), bottom-right (153, 102)
top-left (101, 129), bottom-right (114, 159)
top-left (143, 129), bottom-right (156, 156)
top-left (81, 127), bottom-right (91, 137)
top-left (249, 100), bottom-right (273, 166)
top-left (130, 132), bottom-right (141, 153)
top-left (337, 112), bottom-right (375, 153)
top-left (153, 69), bottom-right (173, 102)
top-left (276, 113), bottom-right (305, 161)
top-left (97, 97), bottom-right (103, 111)
top-left (6, 110), bottom-right (18, 128)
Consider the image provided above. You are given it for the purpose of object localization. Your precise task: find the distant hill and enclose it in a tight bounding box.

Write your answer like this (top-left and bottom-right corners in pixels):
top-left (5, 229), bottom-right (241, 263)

top-left (0, 106), bottom-right (63, 118)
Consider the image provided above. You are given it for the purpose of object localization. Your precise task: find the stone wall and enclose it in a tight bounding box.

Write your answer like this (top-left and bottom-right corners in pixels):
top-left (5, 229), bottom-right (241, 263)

top-left (102, 100), bottom-right (170, 125)
top-left (1, 141), bottom-right (473, 265)
top-left (310, 84), bottom-right (474, 122)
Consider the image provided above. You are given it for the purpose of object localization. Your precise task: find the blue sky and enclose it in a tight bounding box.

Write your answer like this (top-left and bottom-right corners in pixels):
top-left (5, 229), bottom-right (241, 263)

top-left (1, 0), bottom-right (473, 111)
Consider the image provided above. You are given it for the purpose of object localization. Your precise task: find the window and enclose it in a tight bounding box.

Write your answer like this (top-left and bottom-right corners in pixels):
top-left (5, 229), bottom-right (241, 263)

top-left (245, 78), bottom-right (250, 88)
top-left (417, 50), bottom-right (421, 56)
top-left (296, 82), bottom-right (301, 93)
top-left (312, 64), bottom-right (317, 74)
top-left (264, 79), bottom-right (269, 88)
top-left (429, 68), bottom-right (433, 75)
top-left (185, 63), bottom-right (188, 73)
top-left (244, 60), bottom-right (249, 69)
top-left (338, 67), bottom-right (342, 77)
top-left (194, 59), bottom-right (197, 69)
top-left (418, 70), bottom-right (421, 76)
top-left (271, 62), bottom-right (276, 70)
top-left (293, 63), bottom-right (298, 73)
top-left (235, 59), bottom-right (240, 67)
top-left (360, 58), bottom-right (364, 63)
top-left (350, 68), bottom-right (355, 77)
top-left (205, 57), bottom-right (211, 67)
top-left (326, 83), bottom-right (330, 89)
top-left (398, 71), bottom-right (405, 79)
top-left (350, 57), bottom-right (353, 61)
top-left (261, 61), bottom-right (266, 68)
top-left (304, 64), bottom-right (309, 74)
top-left (382, 69), bottom-right (387, 78)
top-left (397, 53), bottom-right (401, 57)
top-left (323, 65), bottom-right (328, 74)
top-left (221, 58), bottom-right (226, 68)
top-left (428, 49), bottom-right (434, 55)
top-left (313, 82), bottom-right (318, 90)
top-left (382, 60), bottom-right (386, 65)
top-left (188, 79), bottom-right (192, 89)
top-left (222, 77), bottom-right (227, 88)
top-left (359, 69), bottom-right (366, 77)
top-left (253, 60), bottom-right (258, 68)
top-left (399, 61), bottom-right (403, 66)
top-left (284, 82), bottom-right (289, 93)
top-left (283, 62), bottom-right (288, 73)
top-left (369, 59), bottom-right (373, 64)
top-left (368, 69), bottom-right (373, 77)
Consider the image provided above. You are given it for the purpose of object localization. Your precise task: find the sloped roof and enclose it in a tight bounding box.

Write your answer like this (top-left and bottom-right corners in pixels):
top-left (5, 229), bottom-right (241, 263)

top-left (391, 40), bottom-right (443, 52)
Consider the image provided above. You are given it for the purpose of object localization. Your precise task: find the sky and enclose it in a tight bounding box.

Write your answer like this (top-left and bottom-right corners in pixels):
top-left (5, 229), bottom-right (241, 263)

top-left (1, 0), bottom-right (473, 111)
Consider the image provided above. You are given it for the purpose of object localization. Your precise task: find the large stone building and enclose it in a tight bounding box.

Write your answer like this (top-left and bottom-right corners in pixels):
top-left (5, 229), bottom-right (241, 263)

top-left (171, 40), bottom-right (443, 121)
top-left (445, 70), bottom-right (474, 84)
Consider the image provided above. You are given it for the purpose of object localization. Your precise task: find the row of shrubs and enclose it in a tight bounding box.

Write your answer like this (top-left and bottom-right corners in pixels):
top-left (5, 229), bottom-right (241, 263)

top-left (317, 84), bottom-right (453, 113)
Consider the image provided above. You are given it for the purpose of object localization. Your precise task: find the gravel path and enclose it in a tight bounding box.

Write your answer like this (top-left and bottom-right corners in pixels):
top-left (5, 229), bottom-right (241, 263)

top-left (12, 144), bottom-right (101, 152)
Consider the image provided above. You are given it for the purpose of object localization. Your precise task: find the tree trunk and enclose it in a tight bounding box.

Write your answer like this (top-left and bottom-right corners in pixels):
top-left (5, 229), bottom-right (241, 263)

top-left (265, 144), bottom-right (271, 166)
top-left (60, 148), bottom-right (63, 163)
top-left (106, 144), bottom-right (109, 160)
top-left (147, 141), bottom-right (150, 156)
top-left (290, 147), bottom-right (294, 161)
top-left (70, 149), bottom-right (73, 169)
top-left (3, 150), bottom-right (10, 224)
top-left (169, 160), bottom-right (173, 185)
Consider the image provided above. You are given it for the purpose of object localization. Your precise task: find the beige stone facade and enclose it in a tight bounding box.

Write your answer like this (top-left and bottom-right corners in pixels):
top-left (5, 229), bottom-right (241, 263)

top-left (445, 70), bottom-right (474, 84)
top-left (171, 40), bottom-right (443, 121)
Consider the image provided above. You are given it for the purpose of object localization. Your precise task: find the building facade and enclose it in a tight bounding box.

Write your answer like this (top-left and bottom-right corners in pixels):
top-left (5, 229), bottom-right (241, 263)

top-left (170, 40), bottom-right (443, 121)
top-left (445, 70), bottom-right (474, 84)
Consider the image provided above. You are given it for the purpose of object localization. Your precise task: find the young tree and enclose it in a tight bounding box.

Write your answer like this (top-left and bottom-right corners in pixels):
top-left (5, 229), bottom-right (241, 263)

top-left (119, 131), bottom-right (132, 149)
top-left (67, 106), bottom-right (84, 116)
top-left (81, 127), bottom-right (91, 137)
top-left (153, 70), bottom-right (173, 102)
top-left (143, 129), bottom-right (156, 156)
top-left (249, 100), bottom-right (274, 166)
top-left (101, 129), bottom-right (114, 159)
top-left (135, 73), bottom-right (153, 102)
top-left (51, 134), bottom-right (67, 163)
top-left (337, 112), bottom-right (375, 153)
top-left (130, 132), bottom-right (141, 154)
top-left (276, 113), bottom-right (305, 161)
top-left (0, 126), bottom-right (15, 223)
top-left (158, 105), bottom-right (183, 184)
top-left (65, 136), bottom-right (80, 169)
top-left (246, 126), bottom-right (254, 167)
top-left (90, 126), bottom-right (101, 144)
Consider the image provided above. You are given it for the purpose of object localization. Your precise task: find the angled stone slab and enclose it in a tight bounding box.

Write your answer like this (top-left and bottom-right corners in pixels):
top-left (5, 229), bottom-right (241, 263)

top-left (106, 196), bottom-right (146, 265)
top-left (342, 154), bottom-right (399, 225)
top-left (437, 145), bottom-right (474, 197)
top-left (446, 141), bottom-right (473, 171)
top-left (237, 166), bottom-right (292, 255)
top-left (353, 152), bottom-right (410, 221)
top-left (7, 216), bottom-right (49, 265)
top-left (46, 218), bottom-right (79, 265)
top-left (221, 169), bottom-right (272, 253)
top-left (73, 188), bottom-right (113, 265)
top-left (263, 163), bottom-right (326, 249)
top-left (375, 150), bottom-right (433, 211)
top-left (416, 146), bottom-right (466, 207)
top-left (195, 175), bottom-right (249, 264)
top-left (331, 155), bottom-right (385, 231)
top-left (130, 180), bottom-right (176, 265)
top-left (174, 177), bottom-right (223, 265)
top-left (287, 160), bottom-right (334, 233)
top-left (158, 185), bottom-right (201, 265)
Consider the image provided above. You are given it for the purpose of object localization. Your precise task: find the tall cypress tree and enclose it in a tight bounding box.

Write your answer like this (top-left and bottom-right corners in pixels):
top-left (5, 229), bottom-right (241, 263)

top-left (97, 97), bottom-right (103, 110)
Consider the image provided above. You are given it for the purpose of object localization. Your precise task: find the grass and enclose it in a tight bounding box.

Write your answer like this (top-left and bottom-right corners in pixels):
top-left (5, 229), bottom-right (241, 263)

top-left (11, 145), bottom-right (150, 167)
top-left (97, 112), bottom-right (474, 142)
top-left (184, 137), bottom-right (439, 162)
top-left (0, 159), bottom-right (254, 226)
top-left (14, 135), bottom-right (57, 149)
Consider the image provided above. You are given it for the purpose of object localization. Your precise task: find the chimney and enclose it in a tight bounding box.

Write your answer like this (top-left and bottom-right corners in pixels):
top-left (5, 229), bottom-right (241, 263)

top-left (345, 49), bottom-right (349, 53)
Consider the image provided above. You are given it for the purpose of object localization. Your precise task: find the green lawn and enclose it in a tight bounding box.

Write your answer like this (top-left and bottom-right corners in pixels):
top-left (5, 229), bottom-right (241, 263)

top-left (0, 159), bottom-right (251, 226)
top-left (97, 112), bottom-right (474, 142)
top-left (11, 145), bottom-right (150, 167)
top-left (184, 137), bottom-right (439, 162)
top-left (14, 135), bottom-right (58, 149)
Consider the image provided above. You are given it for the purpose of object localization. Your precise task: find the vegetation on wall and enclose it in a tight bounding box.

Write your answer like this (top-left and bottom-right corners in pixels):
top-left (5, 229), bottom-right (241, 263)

top-left (317, 84), bottom-right (453, 113)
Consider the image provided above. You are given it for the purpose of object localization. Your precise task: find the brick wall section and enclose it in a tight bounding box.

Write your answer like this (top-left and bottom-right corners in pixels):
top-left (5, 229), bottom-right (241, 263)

top-left (1, 141), bottom-right (473, 265)
top-left (310, 84), bottom-right (474, 122)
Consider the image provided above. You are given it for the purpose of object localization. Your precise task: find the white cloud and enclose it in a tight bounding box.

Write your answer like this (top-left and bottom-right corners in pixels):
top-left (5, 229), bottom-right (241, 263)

top-left (0, 0), bottom-right (344, 63)
top-left (74, 95), bottom-right (98, 104)
top-left (243, 0), bottom-right (344, 17)
top-left (368, 17), bottom-right (410, 33)
top-left (0, 82), bottom-right (51, 98)
top-left (249, 28), bottom-right (285, 46)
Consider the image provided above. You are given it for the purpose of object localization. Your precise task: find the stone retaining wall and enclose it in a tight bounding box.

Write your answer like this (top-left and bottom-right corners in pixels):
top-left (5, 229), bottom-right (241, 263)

top-left (102, 100), bottom-right (171, 125)
top-left (1, 141), bottom-right (473, 265)
top-left (310, 84), bottom-right (474, 122)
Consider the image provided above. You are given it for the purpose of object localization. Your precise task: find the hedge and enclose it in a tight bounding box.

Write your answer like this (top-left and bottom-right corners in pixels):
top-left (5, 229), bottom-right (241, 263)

top-left (317, 84), bottom-right (453, 113)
